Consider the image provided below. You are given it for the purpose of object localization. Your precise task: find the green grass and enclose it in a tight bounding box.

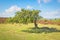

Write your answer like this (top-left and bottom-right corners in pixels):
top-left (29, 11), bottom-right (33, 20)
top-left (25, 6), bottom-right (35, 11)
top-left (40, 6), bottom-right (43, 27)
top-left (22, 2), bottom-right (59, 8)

top-left (0, 23), bottom-right (60, 40)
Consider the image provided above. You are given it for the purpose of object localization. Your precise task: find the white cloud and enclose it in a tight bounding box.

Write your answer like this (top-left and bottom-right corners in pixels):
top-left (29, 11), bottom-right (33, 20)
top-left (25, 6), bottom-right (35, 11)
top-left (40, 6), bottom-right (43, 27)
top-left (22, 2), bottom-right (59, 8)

top-left (37, 0), bottom-right (41, 4)
top-left (0, 5), bottom-right (21, 17)
top-left (43, 0), bottom-right (51, 3)
top-left (57, 0), bottom-right (60, 3)
top-left (40, 10), bottom-right (60, 19)
top-left (5, 5), bottom-right (21, 13)
top-left (26, 5), bottom-right (33, 9)
top-left (37, 0), bottom-right (51, 4)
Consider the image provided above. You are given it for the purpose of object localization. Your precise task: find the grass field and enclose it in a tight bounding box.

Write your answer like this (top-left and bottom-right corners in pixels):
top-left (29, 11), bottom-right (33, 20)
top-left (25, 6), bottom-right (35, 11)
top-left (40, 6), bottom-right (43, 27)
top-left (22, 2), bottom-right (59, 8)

top-left (0, 23), bottom-right (60, 40)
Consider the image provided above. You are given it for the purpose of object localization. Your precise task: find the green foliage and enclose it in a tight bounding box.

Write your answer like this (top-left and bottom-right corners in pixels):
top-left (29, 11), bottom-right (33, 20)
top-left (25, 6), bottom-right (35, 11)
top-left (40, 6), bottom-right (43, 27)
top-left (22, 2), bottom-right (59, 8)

top-left (6, 17), bottom-right (14, 23)
top-left (7, 9), bottom-right (42, 24)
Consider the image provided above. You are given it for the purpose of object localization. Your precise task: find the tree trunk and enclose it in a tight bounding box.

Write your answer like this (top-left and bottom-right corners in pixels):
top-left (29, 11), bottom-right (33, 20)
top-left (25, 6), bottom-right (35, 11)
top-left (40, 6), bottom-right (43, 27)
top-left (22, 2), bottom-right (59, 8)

top-left (34, 16), bottom-right (38, 28)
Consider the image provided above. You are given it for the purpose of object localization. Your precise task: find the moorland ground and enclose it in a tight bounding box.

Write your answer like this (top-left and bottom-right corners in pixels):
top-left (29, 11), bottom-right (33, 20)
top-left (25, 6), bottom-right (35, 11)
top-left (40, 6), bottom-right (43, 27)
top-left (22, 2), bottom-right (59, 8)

top-left (0, 23), bottom-right (60, 40)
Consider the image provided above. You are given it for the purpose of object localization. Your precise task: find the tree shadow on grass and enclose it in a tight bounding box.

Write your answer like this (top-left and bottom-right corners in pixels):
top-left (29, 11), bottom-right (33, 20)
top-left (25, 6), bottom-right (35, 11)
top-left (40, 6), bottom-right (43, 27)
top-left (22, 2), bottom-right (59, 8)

top-left (21, 27), bottom-right (60, 34)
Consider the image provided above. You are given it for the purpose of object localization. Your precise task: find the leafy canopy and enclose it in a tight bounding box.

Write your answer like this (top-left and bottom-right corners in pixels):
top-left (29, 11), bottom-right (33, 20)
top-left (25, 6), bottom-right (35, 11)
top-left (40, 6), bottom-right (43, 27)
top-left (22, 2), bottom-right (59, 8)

top-left (7, 9), bottom-right (42, 24)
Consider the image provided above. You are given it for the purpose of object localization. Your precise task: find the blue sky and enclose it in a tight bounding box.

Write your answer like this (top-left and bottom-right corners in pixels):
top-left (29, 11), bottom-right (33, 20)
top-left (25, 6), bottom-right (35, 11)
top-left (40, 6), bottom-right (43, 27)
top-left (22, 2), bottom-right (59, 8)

top-left (0, 0), bottom-right (60, 19)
